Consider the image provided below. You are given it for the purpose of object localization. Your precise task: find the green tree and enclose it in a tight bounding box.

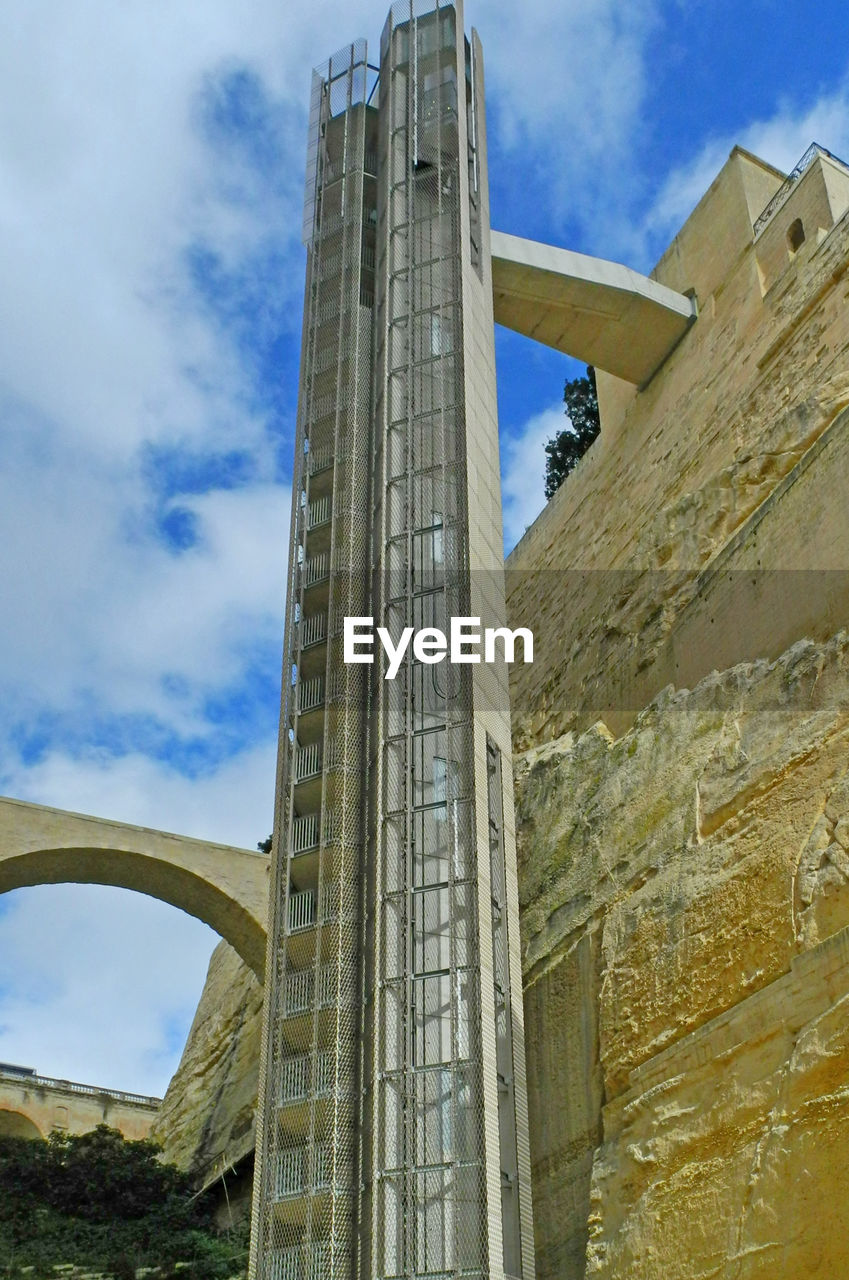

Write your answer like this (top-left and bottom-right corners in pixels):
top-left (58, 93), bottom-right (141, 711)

top-left (0, 1127), bottom-right (248, 1279)
top-left (544, 365), bottom-right (600, 499)
top-left (43, 1125), bottom-right (192, 1221)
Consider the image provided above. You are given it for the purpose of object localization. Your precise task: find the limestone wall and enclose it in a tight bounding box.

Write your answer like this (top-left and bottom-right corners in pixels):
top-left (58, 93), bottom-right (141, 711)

top-left (508, 145), bottom-right (849, 1279)
top-left (157, 646), bottom-right (849, 1275)
top-left (154, 144), bottom-right (849, 1278)
top-left (151, 940), bottom-right (263, 1189)
top-left (506, 149), bottom-right (849, 747)
top-left (517, 633), bottom-right (849, 1278)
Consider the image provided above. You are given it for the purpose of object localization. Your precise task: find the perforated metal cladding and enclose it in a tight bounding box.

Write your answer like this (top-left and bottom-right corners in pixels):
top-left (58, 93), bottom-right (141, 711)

top-left (359, 6), bottom-right (492, 1278)
top-left (253, 44), bottom-right (377, 1280)
top-left (255, 8), bottom-right (533, 1280)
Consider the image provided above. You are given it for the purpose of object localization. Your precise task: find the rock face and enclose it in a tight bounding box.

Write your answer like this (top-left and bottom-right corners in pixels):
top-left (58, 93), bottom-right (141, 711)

top-left (517, 632), bottom-right (849, 1279)
top-left (151, 940), bottom-right (263, 1188)
top-left (505, 143), bottom-right (849, 1277)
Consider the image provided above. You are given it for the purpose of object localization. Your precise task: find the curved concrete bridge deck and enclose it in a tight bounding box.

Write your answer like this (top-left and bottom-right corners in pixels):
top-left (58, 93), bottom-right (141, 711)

top-left (0, 795), bottom-right (270, 980)
top-left (491, 229), bottom-right (697, 385)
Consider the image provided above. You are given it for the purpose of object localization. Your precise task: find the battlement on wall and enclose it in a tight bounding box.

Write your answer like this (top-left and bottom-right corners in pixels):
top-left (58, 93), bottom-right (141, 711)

top-left (506, 143), bottom-right (849, 748)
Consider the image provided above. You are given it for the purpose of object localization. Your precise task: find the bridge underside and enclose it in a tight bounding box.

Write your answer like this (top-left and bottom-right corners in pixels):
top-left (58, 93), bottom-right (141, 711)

top-left (491, 229), bottom-right (697, 386)
top-left (0, 795), bottom-right (270, 979)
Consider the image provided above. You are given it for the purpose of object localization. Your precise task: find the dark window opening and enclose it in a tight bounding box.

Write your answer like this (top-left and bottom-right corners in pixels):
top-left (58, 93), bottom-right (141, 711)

top-left (787, 218), bottom-right (805, 253)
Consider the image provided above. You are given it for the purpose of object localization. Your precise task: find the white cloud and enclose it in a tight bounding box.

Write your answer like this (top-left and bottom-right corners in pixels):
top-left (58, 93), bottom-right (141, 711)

top-left (0, 883), bottom-right (217, 1098)
top-left (0, 1), bottom-right (315, 1096)
top-left (96, 482), bottom-right (291, 725)
top-left (471, 0), bottom-right (659, 246)
top-left (2, 740), bottom-right (278, 849)
top-left (501, 403), bottom-right (564, 553)
top-left (0, 0), bottom-right (662, 770)
top-left (0, 450), bottom-right (290, 732)
top-left (0, 744), bottom-right (278, 1097)
top-left (646, 77), bottom-right (849, 247)
top-left (3, 0), bottom-right (843, 1105)
top-left (2, 11), bottom-right (271, 463)
top-left (478, 0), bottom-right (655, 157)
top-left (0, 1), bottom-right (301, 757)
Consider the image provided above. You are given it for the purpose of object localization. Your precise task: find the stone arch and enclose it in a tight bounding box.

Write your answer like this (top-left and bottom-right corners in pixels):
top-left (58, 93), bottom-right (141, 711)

top-left (0, 1108), bottom-right (44, 1140)
top-left (0, 797), bottom-right (270, 980)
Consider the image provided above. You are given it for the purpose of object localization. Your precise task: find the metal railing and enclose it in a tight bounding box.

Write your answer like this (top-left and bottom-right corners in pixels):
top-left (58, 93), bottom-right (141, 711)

top-left (287, 890), bottom-right (316, 933)
top-left (276, 1147), bottom-right (305, 1198)
top-left (284, 887), bottom-right (348, 939)
top-left (307, 445), bottom-right (334, 476)
top-left (276, 1146), bottom-right (330, 1198)
top-left (279, 1051), bottom-right (333, 1104)
top-left (279, 1054), bottom-right (310, 1103)
top-left (307, 496), bottom-right (331, 530)
top-left (753, 142), bottom-right (849, 237)
top-left (300, 614), bottom-right (326, 648)
top-left (283, 964), bottom-right (351, 1015)
top-left (303, 552), bottom-right (330, 587)
top-left (298, 676), bottom-right (324, 714)
top-left (292, 813), bottom-right (320, 854)
top-left (284, 967), bottom-right (315, 1014)
top-left (294, 743), bottom-right (321, 783)
top-left (0, 1067), bottom-right (160, 1109)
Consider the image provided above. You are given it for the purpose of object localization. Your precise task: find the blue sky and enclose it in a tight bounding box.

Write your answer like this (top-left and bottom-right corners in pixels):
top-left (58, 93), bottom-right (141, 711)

top-left (1, 0), bottom-right (848, 1097)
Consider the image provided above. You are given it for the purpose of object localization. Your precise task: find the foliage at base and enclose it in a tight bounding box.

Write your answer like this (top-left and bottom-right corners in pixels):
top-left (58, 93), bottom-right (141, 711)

top-left (0, 1126), bottom-right (248, 1280)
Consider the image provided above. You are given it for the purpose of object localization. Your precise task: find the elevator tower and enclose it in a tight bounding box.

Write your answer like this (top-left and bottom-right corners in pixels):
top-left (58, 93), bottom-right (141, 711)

top-left (252, 5), bottom-right (534, 1277)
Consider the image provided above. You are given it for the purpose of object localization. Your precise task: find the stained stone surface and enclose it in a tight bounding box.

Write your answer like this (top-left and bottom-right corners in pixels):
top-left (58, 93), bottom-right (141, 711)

top-left (152, 939), bottom-right (262, 1186)
top-left (517, 632), bottom-right (849, 1279)
top-left (153, 633), bottom-right (849, 1277)
top-left (507, 149), bottom-right (849, 747)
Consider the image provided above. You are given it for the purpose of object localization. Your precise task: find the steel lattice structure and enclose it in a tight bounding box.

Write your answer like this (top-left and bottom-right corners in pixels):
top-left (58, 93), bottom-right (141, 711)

top-left (251, 6), bottom-right (534, 1278)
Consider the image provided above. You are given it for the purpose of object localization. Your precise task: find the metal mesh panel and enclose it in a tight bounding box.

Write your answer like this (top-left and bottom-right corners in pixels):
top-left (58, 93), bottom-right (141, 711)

top-left (254, 44), bottom-right (378, 1280)
top-left (362, 6), bottom-right (492, 1278)
top-left (256, 8), bottom-right (534, 1280)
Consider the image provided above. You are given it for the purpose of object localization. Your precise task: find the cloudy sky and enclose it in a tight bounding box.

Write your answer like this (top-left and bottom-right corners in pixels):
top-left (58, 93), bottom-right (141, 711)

top-left (1, 0), bottom-right (848, 1099)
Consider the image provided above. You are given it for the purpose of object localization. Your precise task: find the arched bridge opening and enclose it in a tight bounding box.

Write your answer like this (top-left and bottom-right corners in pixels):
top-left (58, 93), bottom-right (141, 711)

top-left (0, 796), bottom-right (270, 981)
top-left (0, 1107), bottom-right (43, 1140)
